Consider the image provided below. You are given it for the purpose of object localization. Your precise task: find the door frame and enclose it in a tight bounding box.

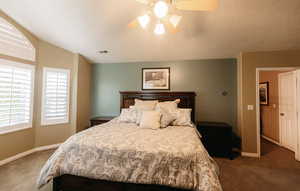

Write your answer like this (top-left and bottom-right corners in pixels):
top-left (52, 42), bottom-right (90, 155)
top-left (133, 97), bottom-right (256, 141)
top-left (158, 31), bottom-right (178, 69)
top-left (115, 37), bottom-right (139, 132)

top-left (296, 70), bottom-right (300, 161)
top-left (255, 67), bottom-right (296, 158)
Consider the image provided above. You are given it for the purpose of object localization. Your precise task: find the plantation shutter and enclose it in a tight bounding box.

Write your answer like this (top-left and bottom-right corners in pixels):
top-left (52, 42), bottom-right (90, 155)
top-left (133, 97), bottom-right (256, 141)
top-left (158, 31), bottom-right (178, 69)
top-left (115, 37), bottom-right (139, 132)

top-left (41, 67), bottom-right (70, 125)
top-left (0, 59), bottom-right (34, 132)
top-left (0, 17), bottom-right (35, 61)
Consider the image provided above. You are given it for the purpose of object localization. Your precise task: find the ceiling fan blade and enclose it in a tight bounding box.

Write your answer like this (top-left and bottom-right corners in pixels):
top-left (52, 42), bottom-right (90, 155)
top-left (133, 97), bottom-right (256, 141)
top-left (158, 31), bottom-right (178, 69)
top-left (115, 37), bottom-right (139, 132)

top-left (174, 0), bottom-right (218, 11)
top-left (165, 22), bottom-right (179, 34)
top-left (128, 19), bottom-right (139, 28)
top-left (135, 0), bottom-right (150, 4)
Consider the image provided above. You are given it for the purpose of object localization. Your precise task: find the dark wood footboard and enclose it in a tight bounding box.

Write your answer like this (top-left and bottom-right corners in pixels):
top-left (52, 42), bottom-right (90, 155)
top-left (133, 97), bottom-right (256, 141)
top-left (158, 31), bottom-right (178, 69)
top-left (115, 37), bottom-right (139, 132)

top-left (53, 175), bottom-right (189, 191)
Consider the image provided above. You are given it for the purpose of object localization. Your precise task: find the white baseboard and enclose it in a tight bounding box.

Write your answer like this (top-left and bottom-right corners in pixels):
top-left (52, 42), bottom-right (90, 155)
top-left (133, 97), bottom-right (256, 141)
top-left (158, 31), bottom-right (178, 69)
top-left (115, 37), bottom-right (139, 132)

top-left (34, 143), bottom-right (61, 152)
top-left (241, 152), bottom-right (260, 158)
top-left (0, 149), bottom-right (36, 166)
top-left (0, 143), bottom-right (60, 166)
top-left (261, 135), bottom-right (281, 146)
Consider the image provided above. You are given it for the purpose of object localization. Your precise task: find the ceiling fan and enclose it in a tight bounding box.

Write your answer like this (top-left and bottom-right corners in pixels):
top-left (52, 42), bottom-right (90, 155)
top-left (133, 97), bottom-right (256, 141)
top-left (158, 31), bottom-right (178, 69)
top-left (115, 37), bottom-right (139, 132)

top-left (129, 0), bottom-right (219, 35)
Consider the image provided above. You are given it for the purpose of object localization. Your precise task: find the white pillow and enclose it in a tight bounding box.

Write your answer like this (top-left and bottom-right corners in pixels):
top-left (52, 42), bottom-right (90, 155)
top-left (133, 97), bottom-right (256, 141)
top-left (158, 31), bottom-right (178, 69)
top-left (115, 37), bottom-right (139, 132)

top-left (128, 106), bottom-right (144, 125)
top-left (118, 108), bottom-right (137, 123)
top-left (129, 106), bottom-right (143, 124)
top-left (172, 109), bottom-right (193, 127)
top-left (155, 99), bottom-right (180, 111)
top-left (135, 108), bottom-right (143, 125)
top-left (155, 99), bottom-right (180, 128)
top-left (134, 99), bottom-right (158, 110)
top-left (139, 111), bottom-right (161, 130)
top-left (131, 100), bottom-right (158, 125)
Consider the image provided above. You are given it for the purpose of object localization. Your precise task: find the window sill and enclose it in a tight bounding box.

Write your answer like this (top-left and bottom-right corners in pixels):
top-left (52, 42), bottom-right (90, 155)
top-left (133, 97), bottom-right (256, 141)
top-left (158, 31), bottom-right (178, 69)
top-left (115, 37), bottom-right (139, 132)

top-left (41, 121), bottom-right (70, 127)
top-left (0, 126), bottom-right (32, 135)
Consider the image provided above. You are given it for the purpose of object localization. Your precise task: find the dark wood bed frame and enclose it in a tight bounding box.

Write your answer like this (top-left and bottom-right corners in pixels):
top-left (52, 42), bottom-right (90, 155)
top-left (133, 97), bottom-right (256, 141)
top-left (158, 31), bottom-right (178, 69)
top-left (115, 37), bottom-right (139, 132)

top-left (53, 91), bottom-right (196, 191)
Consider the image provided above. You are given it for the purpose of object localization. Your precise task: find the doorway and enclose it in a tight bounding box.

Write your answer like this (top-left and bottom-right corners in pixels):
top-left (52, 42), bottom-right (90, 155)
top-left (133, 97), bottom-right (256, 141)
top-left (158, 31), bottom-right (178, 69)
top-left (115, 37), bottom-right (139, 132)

top-left (256, 68), bottom-right (300, 161)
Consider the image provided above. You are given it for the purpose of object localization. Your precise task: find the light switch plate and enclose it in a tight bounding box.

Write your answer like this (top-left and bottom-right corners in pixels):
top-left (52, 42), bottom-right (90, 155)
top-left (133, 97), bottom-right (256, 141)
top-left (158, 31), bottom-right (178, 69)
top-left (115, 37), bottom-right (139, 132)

top-left (247, 105), bottom-right (254, 110)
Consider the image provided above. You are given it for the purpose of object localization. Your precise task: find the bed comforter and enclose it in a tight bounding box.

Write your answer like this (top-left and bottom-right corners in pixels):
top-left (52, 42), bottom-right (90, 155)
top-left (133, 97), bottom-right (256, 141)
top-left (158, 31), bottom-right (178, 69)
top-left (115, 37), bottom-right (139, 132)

top-left (37, 119), bottom-right (222, 191)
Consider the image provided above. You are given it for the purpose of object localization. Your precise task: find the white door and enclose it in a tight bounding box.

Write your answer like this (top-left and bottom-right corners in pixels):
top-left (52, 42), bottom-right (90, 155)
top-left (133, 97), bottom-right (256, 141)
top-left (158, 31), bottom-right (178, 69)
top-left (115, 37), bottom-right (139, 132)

top-left (278, 71), bottom-right (297, 152)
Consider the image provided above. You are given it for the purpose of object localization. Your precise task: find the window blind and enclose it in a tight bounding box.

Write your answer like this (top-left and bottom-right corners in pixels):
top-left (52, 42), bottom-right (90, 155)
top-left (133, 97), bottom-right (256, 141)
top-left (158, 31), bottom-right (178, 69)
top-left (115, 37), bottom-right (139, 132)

top-left (0, 59), bottom-right (34, 133)
top-left (0, 17), bottom-right (35, 61)
top-left (41, 67), bottom-right (70, 125)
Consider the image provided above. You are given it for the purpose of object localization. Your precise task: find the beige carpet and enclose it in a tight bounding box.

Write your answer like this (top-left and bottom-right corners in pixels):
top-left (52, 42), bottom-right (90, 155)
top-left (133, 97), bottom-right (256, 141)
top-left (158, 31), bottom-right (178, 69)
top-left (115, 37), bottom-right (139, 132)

top-left (0, 139), bottom-right (300, 191)
top-left (216, 139), bottom-right (300, 191)
top-left (0, 150), bottom-right (53, 191)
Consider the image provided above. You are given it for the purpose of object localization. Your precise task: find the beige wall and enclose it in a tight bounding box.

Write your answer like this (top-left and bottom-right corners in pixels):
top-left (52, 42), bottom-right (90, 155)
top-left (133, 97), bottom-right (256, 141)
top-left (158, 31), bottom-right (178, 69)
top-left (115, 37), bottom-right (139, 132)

top-left (34, 40), bottom-right (77, 147)
top-left (0, 128), bottom-right (35, 161)
top-left (237, 54), bottom-right (243, 137)
top-left (76, 56), bottom-right (91, 132)
top-left (0, 11), bottom-right (91, 160)
top-left (239, 50), bottom-right (300, 153)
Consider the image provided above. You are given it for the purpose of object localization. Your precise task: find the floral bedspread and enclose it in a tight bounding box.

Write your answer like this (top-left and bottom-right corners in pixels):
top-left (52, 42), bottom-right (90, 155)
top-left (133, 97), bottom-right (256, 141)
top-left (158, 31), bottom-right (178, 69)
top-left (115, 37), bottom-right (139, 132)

top-left (37, 120), bottom-right (222, 191)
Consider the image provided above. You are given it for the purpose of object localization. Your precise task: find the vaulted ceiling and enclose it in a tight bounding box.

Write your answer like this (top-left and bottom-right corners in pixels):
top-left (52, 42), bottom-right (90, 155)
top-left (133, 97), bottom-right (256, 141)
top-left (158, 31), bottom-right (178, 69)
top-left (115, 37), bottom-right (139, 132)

top-left (1, 0), bottom-right (300, 63)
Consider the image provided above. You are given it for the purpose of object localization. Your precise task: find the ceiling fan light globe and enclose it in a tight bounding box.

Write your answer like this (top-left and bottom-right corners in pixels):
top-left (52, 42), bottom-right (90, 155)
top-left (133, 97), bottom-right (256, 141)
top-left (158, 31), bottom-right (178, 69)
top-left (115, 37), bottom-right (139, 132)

top-left (169, 15), bottom-right (182, 28)
top-left (154, 1), bottom-right (169, 18)
top-left (154, 23), bottom-right (166, 35)
top-left (135, 0), bottom-right (149, 4)
top-left (138, 14), bottom-right (150, 28)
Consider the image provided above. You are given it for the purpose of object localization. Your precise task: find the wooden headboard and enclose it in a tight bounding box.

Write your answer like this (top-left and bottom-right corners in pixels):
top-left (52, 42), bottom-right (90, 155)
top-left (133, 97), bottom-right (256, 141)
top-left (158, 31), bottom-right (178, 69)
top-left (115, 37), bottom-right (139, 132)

top-left (120, 91), bottom-right (196, 122)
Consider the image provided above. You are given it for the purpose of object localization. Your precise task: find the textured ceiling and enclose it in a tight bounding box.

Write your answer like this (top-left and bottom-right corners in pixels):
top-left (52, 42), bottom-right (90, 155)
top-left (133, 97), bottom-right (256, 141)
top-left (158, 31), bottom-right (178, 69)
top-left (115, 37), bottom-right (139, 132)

top-left (0, 0), bottom-right (300, 63)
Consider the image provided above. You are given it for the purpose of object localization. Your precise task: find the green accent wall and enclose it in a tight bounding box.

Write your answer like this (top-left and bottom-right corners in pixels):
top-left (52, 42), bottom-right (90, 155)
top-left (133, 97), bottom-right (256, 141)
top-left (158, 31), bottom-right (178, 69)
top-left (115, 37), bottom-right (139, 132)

top-left (91, 59), bottom-right (237, 132)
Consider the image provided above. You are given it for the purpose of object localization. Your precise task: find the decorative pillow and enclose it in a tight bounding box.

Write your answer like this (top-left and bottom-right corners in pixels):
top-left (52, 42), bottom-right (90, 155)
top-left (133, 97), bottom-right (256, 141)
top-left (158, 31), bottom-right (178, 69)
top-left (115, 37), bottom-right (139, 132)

top-left (134, 99), bottom-right (158, 110)
top-left (131, 100), bottom-right (158, 125)
top-left (134, 107), bottom-right (143, 125)
top-left (139, 111), bottom-right (161, 130)
top-left (155, 99), bottom-right (180, 128)
top-left (155, 99), bottom-right (180, 111)
top-left (157, 108), bottom-right (177, 128)
top-left (118, 108), bottom-right (137, 123)
top-left (172, 109), bottom-right (193, 127)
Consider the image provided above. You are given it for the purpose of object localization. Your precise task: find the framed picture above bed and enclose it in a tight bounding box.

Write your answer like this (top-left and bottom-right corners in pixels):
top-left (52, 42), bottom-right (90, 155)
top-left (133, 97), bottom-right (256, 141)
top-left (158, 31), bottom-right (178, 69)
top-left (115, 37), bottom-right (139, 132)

top-left (142, 67), bottom-right (170, 90)
top-left (259, 82), bottom-right (269, 105)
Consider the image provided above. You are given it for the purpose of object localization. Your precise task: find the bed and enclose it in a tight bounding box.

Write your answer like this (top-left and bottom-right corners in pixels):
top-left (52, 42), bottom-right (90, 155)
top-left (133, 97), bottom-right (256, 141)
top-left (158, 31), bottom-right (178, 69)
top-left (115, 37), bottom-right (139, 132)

top-left (37, 91), bottom-right (222, 191)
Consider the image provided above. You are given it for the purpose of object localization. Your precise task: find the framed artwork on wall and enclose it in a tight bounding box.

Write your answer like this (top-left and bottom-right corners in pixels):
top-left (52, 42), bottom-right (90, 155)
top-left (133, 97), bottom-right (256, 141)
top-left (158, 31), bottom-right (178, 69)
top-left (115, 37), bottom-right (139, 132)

top-left (259, 82), bottom-right (269, 105)
top-left (142, 67), bottom-right (170, 90)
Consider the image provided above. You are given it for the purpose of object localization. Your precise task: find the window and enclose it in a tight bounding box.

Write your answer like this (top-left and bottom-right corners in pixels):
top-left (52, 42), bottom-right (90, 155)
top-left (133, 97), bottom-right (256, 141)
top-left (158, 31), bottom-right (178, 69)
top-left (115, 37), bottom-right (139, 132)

top-left (41, 67), bottom-right (70, 126)
top-left (0, 59), bottom-right (35, 133)
top-left (0, 17), bottom-right (35, 61)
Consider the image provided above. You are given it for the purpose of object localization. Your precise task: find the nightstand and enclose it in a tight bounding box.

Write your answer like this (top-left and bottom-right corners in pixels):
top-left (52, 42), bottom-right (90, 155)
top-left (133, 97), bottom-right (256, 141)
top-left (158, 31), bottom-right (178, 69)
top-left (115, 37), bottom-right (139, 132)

top-left (197, 121), bottom-right (233, 160)
top-left (90, 116), bottom-right (115, 127)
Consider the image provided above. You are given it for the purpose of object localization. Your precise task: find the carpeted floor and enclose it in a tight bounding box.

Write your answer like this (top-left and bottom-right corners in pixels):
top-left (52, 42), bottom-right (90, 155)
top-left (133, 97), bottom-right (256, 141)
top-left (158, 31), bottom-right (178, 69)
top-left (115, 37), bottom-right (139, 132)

top-left (0, 139), bottom-right (299, 191)
top-left (216, 139), bottom-right (300, 191)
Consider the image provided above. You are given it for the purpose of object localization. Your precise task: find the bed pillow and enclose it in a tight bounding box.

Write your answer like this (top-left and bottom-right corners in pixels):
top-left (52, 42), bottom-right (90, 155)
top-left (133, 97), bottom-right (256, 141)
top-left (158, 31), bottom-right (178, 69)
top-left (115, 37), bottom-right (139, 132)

top-left (131, 101), bottom-right (158, 125)
top-left (157, 108), bottom-right (177, 128)
top-left (155, 99), bottom-right (180, 128)
top-left (139, 111), bottom-right (161, 130)
top-left (129, 106), bottom-right (144, 125)
top-left (118, 108), bottom-right (137, 123)
top-left (155, 99), bottom-right (180, 111)
top-left (172, 108), bottom-right (193, 127)
top-left (134, 99), bottom-right (158, 110)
